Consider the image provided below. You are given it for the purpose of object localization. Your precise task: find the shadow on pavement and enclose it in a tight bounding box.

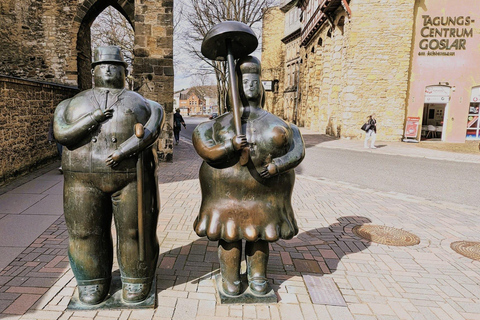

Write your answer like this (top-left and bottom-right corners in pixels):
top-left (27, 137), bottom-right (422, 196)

top-left (154, 215), bottom-right (372, 302)
top-left (302, 134), bottom-right (338, 149)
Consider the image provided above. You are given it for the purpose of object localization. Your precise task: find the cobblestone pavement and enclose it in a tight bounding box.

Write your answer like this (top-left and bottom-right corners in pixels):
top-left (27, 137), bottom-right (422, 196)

top-left (1, 137), bottom-right (480, 320)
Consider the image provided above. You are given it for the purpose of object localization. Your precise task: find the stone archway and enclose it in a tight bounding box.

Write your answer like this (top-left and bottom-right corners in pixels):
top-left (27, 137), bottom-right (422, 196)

top-left (0, 0), bottom-right (174, 169)
top-left (71, 0), bottom-right (174, 160)
top-left (73, 0), bottom-right (134, 90)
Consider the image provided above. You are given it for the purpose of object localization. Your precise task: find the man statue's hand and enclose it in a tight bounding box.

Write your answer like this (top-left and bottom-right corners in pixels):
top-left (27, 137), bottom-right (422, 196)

top-left (106, 150), bottom-right (123, 167)
top-left (92, 108), bottom-right (114, 123)
top-left (103, 109), bottom-right (114, 119)
top-left (232, 135), bottom-right (248, 151)
top-left (259, 162), bottom-right (278, 179)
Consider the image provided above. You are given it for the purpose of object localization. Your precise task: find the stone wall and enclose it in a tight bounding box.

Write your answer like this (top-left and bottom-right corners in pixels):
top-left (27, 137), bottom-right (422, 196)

top-left (340, 0), bottom-right (415, 140)
top-left (262, 7), bottom-right (285, 117)
top-left (0, 0), bottom-right (78, 85)
top-left (0, 76), bottom-right (78, 183)
top-left (285, 0), bottom-right (416, 141)
top-left (298, 14), bottom-right (347, 137)
top-left (132, 0), bottom-right (174, 161)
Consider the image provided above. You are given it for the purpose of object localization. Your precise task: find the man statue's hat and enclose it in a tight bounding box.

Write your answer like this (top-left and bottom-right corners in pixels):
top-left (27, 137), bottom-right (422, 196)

top-left (92, 46), bottom-right (128, 68)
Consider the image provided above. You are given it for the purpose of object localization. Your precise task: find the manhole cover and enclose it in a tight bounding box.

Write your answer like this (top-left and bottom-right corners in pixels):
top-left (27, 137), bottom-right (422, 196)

top-left (451, 241), bottom-right (480, 261)
top-left (352, 225), bottom-right (420, 246)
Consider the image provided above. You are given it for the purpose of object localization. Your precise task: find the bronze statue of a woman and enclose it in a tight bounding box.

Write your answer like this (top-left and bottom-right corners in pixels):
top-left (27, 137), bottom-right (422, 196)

top-left (192, 56), bottom-right (305, 298)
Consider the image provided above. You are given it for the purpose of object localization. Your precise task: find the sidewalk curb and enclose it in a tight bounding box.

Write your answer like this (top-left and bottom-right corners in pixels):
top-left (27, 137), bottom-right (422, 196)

top-left (314, 144), bottom-right (480, 164)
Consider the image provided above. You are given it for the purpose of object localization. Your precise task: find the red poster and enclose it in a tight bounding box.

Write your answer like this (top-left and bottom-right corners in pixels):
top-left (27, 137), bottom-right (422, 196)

top-left (405, 117), bottom-right (420, 138)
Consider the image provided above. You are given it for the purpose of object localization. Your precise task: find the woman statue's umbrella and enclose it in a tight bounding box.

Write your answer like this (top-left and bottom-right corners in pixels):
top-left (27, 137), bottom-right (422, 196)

top-left (201, 21), bottom-right (258, 164)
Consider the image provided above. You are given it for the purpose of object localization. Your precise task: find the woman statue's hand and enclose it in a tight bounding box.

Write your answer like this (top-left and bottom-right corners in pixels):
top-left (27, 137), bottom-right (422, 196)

top-left (232, 135), bottom-right (248, 151)
top-left (106, 150), bottom-right (124, 167)
top-left (259, 162), bottom-right (278, 179)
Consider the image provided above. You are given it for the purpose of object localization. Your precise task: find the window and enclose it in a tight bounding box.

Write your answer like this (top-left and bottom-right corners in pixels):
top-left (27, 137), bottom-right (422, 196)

top-left (467, 86), bottom-right (480, 139)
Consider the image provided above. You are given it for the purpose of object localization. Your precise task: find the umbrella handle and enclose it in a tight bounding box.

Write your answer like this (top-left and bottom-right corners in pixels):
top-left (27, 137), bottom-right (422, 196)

top-left (226, 40), bottom-right (242, 136)
top-left (135, 123), bottom-right (145, 262)
top-left (226, 40), bottom-right (250, 165)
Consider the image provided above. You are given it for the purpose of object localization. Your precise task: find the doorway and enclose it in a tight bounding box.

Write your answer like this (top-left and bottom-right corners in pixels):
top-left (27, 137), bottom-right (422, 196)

top-left (422, 104), bottom-right (446, 139)
top-left (422, 85), bottom-right (450, 141)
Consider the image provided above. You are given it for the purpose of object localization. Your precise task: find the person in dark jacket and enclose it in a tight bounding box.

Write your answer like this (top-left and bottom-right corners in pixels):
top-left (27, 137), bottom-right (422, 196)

top-left (173, 108), bottom-right (186, 145)
top-left (364, 113), bottom-right (377, 149)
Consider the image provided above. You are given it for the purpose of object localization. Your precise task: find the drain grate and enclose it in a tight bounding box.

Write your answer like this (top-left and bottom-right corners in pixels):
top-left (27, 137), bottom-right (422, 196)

top-left (451, 241), bottom-right (480, 261)
top-left (353, 225), bottom-right (420, 246)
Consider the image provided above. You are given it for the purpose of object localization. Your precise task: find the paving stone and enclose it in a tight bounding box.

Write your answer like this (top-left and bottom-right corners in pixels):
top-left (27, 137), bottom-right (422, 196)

top-left (1, 134), bottom-right (480, 319)
top-left (172, 298), bottom-right (197, 320)
top-left (3, 294), bottom-right (41, 315)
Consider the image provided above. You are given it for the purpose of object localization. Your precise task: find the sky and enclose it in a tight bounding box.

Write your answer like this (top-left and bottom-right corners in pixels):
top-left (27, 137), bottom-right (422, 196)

top-left (89, 1), bottom-right (269, 92)
top-left (173, 0), bottom-right (265, 91)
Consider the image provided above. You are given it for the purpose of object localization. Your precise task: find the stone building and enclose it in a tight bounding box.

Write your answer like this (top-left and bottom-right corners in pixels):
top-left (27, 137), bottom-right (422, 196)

top-left (181, 89), bottom-right (206, 115)
top-left (0, 0), bottom-right (174, 183)
top-left (174, 89), bottom-right (189, 114)
top-left (279, 1), bottom-right (302, 124)
top-left (263, 0), bottom-right (480, 143)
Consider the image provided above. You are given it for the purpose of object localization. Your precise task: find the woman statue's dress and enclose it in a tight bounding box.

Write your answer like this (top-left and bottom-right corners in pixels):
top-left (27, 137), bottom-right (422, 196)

top-left (193, 110), bottom-right (305, 243)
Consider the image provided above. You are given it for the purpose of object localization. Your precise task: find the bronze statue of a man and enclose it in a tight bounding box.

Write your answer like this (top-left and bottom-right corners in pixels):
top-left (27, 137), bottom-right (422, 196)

top-left (193, 56), bottom-right (305, 297)
top-left (54, 46), bottom-right (164, 305)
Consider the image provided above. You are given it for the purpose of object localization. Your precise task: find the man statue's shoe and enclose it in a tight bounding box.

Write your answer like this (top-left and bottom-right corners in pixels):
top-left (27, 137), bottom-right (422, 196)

top-left (248, 276), bottom-right (268, 295)
top-left (122, 282), bottom-right (152, 303)
top-left (222, 278), bottom-right (242, 296)
top-left (78, 283), bottom-right (109, 305)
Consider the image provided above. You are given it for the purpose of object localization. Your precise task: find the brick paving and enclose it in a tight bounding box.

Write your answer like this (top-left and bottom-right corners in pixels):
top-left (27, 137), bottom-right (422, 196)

top-left (0, 137), bottom-right (480, 319)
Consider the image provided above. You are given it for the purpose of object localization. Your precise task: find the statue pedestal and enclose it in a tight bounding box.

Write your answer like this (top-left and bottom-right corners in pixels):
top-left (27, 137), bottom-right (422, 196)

top-left (68, 273), bottom-right (156, 310)
top-left (215, 274), bottom-right (277, 304)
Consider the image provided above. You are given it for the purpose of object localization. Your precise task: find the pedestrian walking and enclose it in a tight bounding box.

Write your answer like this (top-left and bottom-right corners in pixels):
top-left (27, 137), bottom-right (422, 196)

top-left (363, 113), bottom-right (377, 149)
top-left (173, 108), bottom-right (186, 145)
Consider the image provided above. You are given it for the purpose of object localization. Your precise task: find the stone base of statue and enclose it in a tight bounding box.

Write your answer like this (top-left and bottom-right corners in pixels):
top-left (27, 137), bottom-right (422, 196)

top-left (67, 271), bottom-right (156, 310)
top-left (215, 274), bottom-right (277, 304)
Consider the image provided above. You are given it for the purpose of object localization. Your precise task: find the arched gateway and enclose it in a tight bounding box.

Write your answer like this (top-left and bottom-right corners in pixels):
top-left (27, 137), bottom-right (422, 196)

top-left (0, 0), bottom-right (174, 181)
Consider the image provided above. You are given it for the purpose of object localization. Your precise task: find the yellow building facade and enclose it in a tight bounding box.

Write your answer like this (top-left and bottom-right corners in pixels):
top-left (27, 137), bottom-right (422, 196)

top-left (264, 0), bottom-right (480, 142)
top-left (263, 0), bottom-right (415, 141)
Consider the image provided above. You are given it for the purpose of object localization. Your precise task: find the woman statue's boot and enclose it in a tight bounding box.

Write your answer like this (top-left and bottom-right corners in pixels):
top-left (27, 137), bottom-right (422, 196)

top-left (245, 240), bottom-right (269, 295)
top-left (218, 239), bottom-right (242, 296)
